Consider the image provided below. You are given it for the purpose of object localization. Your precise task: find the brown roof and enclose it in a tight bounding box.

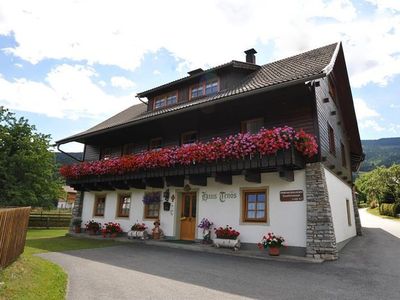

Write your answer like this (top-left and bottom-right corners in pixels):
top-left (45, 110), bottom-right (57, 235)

top-left (57, 42), bottom-right (339, 144)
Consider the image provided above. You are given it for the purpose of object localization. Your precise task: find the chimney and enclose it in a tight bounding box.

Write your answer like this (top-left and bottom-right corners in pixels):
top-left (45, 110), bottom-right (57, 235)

top-left (244, 48), bottom-right (257, 64)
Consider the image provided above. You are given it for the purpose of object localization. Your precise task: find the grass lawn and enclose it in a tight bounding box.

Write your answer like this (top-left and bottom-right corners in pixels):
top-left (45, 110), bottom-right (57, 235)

top-left (0, 229), bottom-right (122, 300)
top-left (367, 207), bottom-right (400, 221)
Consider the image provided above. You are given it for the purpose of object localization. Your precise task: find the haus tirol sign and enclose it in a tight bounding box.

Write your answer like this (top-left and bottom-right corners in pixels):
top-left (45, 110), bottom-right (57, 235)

top-left (280, 190), bottom-right (304, 202)
top-left (201, 191), bottom-right (238, 202)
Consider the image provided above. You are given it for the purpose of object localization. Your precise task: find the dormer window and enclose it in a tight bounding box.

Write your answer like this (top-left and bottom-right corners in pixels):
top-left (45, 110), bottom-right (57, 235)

top-left (205, 80), bottom-right (218, 95)
top-left (153, 91), bottom-right (178, 109)
top-left (191, 85), bottom-right (204, 99)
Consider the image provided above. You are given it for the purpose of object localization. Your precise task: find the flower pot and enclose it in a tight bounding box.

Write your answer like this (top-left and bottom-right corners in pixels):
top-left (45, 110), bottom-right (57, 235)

top-left (213, 238), bottom-right (240, 250)
top-left (88, 229), bottom-right (96, 235)
top-left (153, 232), bottom-right (161, 240)
top-left (268, 247), bottom-right (280, 256)
top-left (110, 232), bottom-right (118, 238)
top-left (128, 230), bottom-right (146, 239)
top-left (74, 226), bottom-right (81, 234)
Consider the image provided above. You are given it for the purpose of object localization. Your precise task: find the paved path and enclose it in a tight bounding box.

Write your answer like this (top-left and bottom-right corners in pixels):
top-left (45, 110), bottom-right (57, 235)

top-left (359, 208), bottom-right (400, 238)
top-left (40, 228), bottom-right (400, 300)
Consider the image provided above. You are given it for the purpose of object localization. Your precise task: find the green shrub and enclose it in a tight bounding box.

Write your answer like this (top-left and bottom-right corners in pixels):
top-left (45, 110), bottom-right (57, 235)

top-left (358, 203), bottom-right (368, 208)
top-left (379, 203), bottom-right (399, 217)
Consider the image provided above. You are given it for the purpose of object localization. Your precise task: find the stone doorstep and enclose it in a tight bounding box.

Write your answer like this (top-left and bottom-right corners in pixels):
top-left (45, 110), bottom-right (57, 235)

top-left (66, 233), bottom-right (324, 264)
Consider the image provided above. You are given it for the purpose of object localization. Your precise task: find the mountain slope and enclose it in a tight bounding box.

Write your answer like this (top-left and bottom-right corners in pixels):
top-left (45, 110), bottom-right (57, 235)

top-left (360, 137), bottom-right (400, 172)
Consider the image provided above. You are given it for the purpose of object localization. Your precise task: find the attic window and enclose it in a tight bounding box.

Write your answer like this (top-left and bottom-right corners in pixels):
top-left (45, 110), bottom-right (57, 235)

top-left (205, 80), bottom-right (218, 95)
top-left (153, 91), bottom-right (178, 109)
top-left (191, 85), bottom-right (204, 99)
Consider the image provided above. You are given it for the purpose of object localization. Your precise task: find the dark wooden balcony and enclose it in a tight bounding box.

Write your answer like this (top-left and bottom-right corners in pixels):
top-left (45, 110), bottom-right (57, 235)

top-left (67, 146), bottom-right (305, 191)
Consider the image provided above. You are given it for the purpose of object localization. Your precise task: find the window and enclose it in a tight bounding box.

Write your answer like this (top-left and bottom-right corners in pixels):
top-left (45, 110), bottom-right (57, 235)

top-left (346, 199), bottom-right (351, 226)
top-left (241, 118), bottom-right (264, 134)
top-left (144, 203), bottom-right (160, 219)
top-left (149, 138), bottom-right (163, 150)
top-left (181, 131), bottom-right (198, 145)
top-left (94, 195), bottom-right (106, 217)
top-left (205, 80), bottom-right (218, 95)
top-left (242, 189), bottom-right (267, 222)
top-left (166, 94), bottom-right (177, 106)
top-left (154, 98), bottom-right (166, 109)
top-left (191, 85), bottom-right (204, 99)
top-left (117, 194), bottom-right (131, 217)
top-left (328, 124), bottom-right (336, 156)
top-left (153, 91), bottom-right (178, 109)
top-left (100, 146), bottom-right (120, 160)
top-left (341, 142), bottom-right (346, 168)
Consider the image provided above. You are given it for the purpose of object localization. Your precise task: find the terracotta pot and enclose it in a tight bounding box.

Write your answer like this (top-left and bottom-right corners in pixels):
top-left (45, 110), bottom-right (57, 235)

top-left (88, 230), bottom-right (96, 235)
top-left (110, 232), bottom-right (117, 238)
top-left (153, 232), bottom-right (160, 240)
top-left (74, 226), bottom-right (81, 234)
top-left (268, 247), bottom-right (280, 256)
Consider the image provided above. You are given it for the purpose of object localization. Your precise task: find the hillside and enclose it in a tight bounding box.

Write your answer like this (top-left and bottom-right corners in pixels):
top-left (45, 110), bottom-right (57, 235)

top-left (55, 152), bottom-right (83, 166)
top-left (360, 137), bottom-right (400, 172)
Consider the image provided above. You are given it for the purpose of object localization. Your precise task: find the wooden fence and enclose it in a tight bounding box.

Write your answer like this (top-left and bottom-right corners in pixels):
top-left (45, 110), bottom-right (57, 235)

top-left (29, 211), bottom-right (72, 228)
top-left (0, 207), bottom-right (31, 269)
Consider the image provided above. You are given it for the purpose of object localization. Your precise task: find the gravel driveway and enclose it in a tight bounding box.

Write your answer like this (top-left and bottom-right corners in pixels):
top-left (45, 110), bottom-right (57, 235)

top-left (40, 226), bottom-right (400, 300)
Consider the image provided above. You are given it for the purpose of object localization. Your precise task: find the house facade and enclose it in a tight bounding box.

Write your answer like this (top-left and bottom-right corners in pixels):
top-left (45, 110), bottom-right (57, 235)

top-left (57, 42), bottom-right (363, 260)
top-left (57, 186), bottom-right (77, 209)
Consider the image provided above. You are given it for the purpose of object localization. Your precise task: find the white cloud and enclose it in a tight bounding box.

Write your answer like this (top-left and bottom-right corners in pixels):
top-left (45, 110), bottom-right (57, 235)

top-left (354, 98), bottom-right (380, 120)
top-left (0, 0), bottom-right (398, 88)
top-left (110, 76), bottom-right (135, 89)
top-left (153, 70), bottom-right (161, 75)
top-left (0, 64), bottom-right (137, 120)
top-left (389, 103), bottom-right (400, 108)
top-left (359, 120), bottom-right (385, 131)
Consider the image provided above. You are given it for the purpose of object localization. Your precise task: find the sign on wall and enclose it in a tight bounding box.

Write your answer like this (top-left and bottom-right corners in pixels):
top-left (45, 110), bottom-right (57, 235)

top-left (201, 191), bottom-right (238, 202)
top-left (280, 190), bottom-right (304, 202)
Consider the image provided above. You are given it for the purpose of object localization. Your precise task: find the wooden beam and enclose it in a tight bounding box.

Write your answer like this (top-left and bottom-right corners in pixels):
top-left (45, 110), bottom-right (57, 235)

top-left (279, 169), bottom-right (294, 182)
top-left (85, 183), bottom-right (103, 191)
top-left (166, 176), bottom-right (184, 187)
top-left (244, 170), bottom-right (261, 183)
top-left (113, 180), bottom-right (130, 190)
top-left (145, 177), bottom-right (164, 189)
top-left (215, 172), bottom-right (232, 185)
top-left (189, 175), bottom-right (207, 186)
top-left (129, 179), bottom-right (146, 190)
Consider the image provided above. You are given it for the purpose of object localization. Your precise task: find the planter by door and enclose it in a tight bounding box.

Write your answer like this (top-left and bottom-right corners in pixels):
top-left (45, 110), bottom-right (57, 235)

top-left (214, 238), bottom-right (241, 251)
top-left (180, 192), bottom-right (196, 240)
top-left (128, 230), bottom-right (146, 239)
top-left (268, 247), bottom-right (280, 256)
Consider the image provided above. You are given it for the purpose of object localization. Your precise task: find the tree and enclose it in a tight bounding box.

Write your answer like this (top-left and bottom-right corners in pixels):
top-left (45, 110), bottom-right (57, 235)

top-left (0, 107), bottom-right (63, 207)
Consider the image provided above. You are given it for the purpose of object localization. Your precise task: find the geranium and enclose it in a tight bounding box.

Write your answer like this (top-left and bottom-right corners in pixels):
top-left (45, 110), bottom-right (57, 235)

top-left (60, 127), bottom-right (318, 179)
top-left (214, 225), bottom-right (240, 240)
top-left (131, 222), bottom-right (147, 231)
top-left (198, 218), bottom-right (213, 230)
top-left (85, 220), bottom-right (101, 232)
top-left (258, 232), bottom-right (286, 249)
top-left (104, 222), bottom-right (123, 234)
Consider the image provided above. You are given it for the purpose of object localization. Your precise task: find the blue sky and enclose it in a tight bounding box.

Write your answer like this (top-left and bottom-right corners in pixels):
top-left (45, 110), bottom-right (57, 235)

top-left (0, 0), bottom-right (399, 152)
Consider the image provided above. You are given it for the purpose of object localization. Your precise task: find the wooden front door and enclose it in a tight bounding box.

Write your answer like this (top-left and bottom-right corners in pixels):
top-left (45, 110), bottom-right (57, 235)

top-left (180, 192), bottom-right (197, 240)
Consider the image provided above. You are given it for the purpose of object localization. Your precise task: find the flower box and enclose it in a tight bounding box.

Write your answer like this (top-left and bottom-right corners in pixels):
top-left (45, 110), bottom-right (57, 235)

top-left (213, 238), bottom-right (240, 251)
top-left (128, 230), bottom-right (147, 239)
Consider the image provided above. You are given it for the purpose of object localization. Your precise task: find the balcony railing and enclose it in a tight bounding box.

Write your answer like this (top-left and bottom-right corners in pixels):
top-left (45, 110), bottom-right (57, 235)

top-left (67, 146), bottom-right (305, 191)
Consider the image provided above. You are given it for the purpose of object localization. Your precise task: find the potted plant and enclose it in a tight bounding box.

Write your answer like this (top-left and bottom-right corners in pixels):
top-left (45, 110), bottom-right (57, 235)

top-left (258, 232), bottom-right (286, 256)
top-left (198, 218), bottom-right (213, 244)
top-left (213, 225), bottom-right (240, 250)
top-left (128, 222), bottom-right (148, 239)
top-left (72, 218), bottom-right (82, 233)
top-left (85, 220), bottom-right (101, 235)
top-left (104, 222), bottom-right (123, 238)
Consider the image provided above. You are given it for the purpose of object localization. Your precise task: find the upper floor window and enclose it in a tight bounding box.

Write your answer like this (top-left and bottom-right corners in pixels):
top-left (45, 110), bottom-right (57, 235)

top-left (149, 137), bottom-right (163, 150)
top-left (328, 123), bottom-right (336, 156)
top-left (241, 118), bottom-right (264, 134)
top-left (341, 142), bottom-right (346, 168)
top-left (181, 131), bottom-right (198, 145)
top-left (191, 85), bottom-right (204, 99)
top-left (123, 143), bottom-right (135, 155)
top-left (205, 80), bottom-right (218, 95)
top-left (100, 146), bottom-right (120, 160)
top-left (153, 91), bottom-right (178, 109)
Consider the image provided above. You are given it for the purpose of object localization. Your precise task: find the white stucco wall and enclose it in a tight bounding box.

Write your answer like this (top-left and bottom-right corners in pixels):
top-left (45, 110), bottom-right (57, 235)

top-left (324, 168), bottom-right (356, 243)
top-left (81, 170), bottom-right (307, 246)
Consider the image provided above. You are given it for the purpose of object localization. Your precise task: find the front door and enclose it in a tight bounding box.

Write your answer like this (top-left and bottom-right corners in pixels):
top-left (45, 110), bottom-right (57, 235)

top-left (180, 192), bottom-right (197, 240)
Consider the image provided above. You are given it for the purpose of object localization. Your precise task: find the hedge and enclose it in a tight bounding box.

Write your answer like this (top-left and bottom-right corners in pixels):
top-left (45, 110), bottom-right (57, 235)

top-left (379, 203), bottom-right (400, 217)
